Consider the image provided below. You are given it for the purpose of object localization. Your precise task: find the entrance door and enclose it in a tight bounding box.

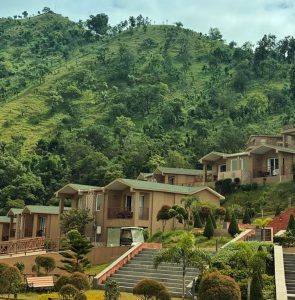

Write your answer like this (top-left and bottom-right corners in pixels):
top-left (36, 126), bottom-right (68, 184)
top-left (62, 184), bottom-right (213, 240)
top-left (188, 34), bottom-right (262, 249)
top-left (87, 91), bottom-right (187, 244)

top-left (267, 158), bottom-right (279, 176)
top-left (125, 195), bottom-right (133, 212)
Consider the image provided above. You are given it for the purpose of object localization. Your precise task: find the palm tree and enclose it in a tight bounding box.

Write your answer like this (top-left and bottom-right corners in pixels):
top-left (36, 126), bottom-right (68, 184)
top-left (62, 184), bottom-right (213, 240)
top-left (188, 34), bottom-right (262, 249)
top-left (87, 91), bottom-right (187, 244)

top-left (153, 232), bottom-right (211, 299)
top-left (253, 218), bottom-right (272, 241)
top-left (181, 195), bottom-right (199, 230)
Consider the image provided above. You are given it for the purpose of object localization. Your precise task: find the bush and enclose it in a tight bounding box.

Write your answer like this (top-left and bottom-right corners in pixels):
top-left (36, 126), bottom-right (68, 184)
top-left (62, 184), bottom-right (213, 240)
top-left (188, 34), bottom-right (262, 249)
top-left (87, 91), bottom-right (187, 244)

top-left (250, 271), bottom-right (263, 300)
top-left (287, 214), bottom-right (295, 233)
top-left (203, 216), bottom-right (214, 239)
top-left (198, 271), bottom-right (241, 300)
top-left (14, 261), bottom-right (25, 273)
top-left (104, 279), bottom-right (120, 300)
top-left (157, 290), bottom-right (171, 300)
top-left (242, 209), bottom-right (251, 224)
top-left (35, 255), bottom-right (56, 274)
top-left (59, 284), bottom-right (79, 300)
top-left (133, 279), bottom-right (167, 300)
top-left (193, 211), bottom-right (203, 228)
top-left (228, 214), bottom-right (240, 237)
top-left (75, 292), bottom-right (87, 300)
top-left (273, 235), bottom-right (295, 247)
top-left (209, 213), bottom-right (217, 229)
top-left (224, 209), bottom-right (231, 222)
top-left (199, 206), bottom-right (211, 222)
top-left (55, 273), bottom-right (90, 292)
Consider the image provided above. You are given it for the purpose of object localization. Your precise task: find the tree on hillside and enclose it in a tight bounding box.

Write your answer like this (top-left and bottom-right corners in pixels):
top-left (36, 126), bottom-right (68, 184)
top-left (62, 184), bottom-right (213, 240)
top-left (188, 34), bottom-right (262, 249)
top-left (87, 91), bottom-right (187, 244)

top-left (203, 216), bottom-right (214, 240)
top-left (224, 209), bottom-right (231, 222)
top-left (181, 195), bottom-right (199, 230)
top-left (193, 210), bottom-right (203, 228)
top-left (208, 27), bottom-right (223, 41)
top-left (287, 213), bottom-right (295, 233)
top-left (59, 230), bottom-right (93, 273)
top-left (168, 205), bottom-right (188, 229)
top-left (86, 13), bottom-right (109, 36)
top-left (228, 214), bottom-right (240, 237)
top-left (22, 11), bottom-right (28, 18)
top-left (157, 205), bottom-right (171, 231)
top-left (242, 209), bottom-right (251, 224)
top-left (154, 232), bottom-right (210, 299)
top-left (60, 209), bottom-right (93, 235)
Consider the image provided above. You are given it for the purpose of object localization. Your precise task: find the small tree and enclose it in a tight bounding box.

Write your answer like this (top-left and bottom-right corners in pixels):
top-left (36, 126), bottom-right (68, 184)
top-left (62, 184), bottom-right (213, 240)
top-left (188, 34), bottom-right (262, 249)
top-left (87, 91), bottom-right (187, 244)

top-left (0, 264), bottom-right (22, 297)
top-left (209, 213), bottom-right (217, 229)
top-left (287, 214), bottom-right (295, 233)
top-left (61, 209), bottom-right (93, 235)
top-left (193, 211), bottom-right (203, 228)
top-left (242, 209), bottom-right (251, 224)
top-left (14, 261), bottom-right (25, 273)
top-left (59, 284), bottom-right (79, 300)
top-left (228, 214), bottom-right (240, 237)
top-left (34, 255), bottom-right (56, 274)
top-left (168, 205), bottom-right (188, 228)
top-left (104, 279), bottom-right (120, 300)
top-left (275, 205), bottom-right (282, 216)
top-left (253, 218), bottom-right (272, 241)
top-left (157, 205), bottom-right (171, 231)
top-left (215, 207), bottom-right (226, 222)
top-left (224, 209), bottom-right (231, 222)
top-left (198, 206), bottom-right (211, 223)
top-left (203, 215), bottom-right (214, 239)
top-left (198, 271), bottom-right (241, 300)
top-left (250, 271), bottom-right (263, 300)
top-left (59, 230), bottom-right (93, 273)
top-left (133, 279), bottom-right (166, 300)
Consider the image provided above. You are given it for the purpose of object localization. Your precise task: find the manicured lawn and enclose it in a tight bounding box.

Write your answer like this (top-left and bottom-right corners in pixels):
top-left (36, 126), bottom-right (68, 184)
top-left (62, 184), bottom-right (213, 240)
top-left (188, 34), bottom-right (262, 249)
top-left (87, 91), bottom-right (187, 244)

top-left (86, 263), bottom-right (109, 275)
top-left (20, 290), bottom-right (181, 299)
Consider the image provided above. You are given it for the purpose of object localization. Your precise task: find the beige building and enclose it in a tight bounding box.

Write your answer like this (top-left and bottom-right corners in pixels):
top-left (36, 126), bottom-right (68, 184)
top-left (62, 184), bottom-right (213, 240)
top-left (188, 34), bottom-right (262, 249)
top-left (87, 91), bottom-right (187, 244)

top-left (57, 179), bottom-right (224, 244)
top-left (6, 206), bottom-right (62, 241)
top-left (0, 216), bottom-right (16, 241)
top-left (200, 127), bottom-right (295, 186)
top-left (137, 166), bottom-right (211, 186)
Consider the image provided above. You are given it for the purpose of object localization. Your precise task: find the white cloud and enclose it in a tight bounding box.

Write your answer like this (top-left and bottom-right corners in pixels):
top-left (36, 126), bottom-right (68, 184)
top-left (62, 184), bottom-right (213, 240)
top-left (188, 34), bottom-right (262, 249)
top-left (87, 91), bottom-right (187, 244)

top-left (1, 0), bottom-right (295, 44)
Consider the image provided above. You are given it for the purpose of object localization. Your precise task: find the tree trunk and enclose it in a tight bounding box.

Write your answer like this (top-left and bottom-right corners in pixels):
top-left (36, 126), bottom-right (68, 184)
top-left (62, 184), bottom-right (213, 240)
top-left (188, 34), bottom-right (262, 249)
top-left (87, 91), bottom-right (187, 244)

top-left (247, 277), bottom-right (251, 300)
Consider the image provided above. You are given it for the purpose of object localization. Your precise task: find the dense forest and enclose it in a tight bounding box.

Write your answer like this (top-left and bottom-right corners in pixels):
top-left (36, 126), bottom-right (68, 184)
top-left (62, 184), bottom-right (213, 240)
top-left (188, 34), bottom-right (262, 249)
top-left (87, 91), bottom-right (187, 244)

top-left (1, 7), bottom-right (295, 211)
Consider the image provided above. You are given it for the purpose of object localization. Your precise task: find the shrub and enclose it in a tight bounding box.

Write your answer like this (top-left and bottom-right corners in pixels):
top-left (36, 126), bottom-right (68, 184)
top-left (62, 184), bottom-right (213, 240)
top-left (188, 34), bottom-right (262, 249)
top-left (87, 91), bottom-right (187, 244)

top-left (228, 214), bottom-right (240, 237)
top-left (209, 213), bottom-right (217, 229)
top-left (224, 209), bottom-right (231, 222)
top-left (59, 284), bottom-right (79, 300)
top-left (287, 214), bottom-right (295, 233)
top-left (133, 279), bottom-right (166, 300)
top-left (75, 292), bottom-right (87, 300)
top-left (35, 255), bottom-right (56, 274)
top-left (69, 272), bottom-right (90, 291)
top-left (104, 279), bottom-right (120, 300)
top-left (198, 271), bottom-right (241, 300)
top-left (55, 275), bottom-right (69, 292)
top-left (14, 261), bottom-right (25, 273)
top-left (157, 290), bottom-right (171, 300)
top-left (215, 207), bottom-right (226, 219)
top-left (242, 209), bottom-right (251, 224)
top-left (273, 235), bottom-right (295, 247)
top-left (203, 215), bottom-right (214, 239)
top-left (250, 271), bottom-right (263, 300)
top-left (199, 206), bottom-right (211, 222)
top-left (157, 205), bottom-right (172, 231)
top-left (193, 211), bottom-right (203, 228)
top-left (55, 273), bottom-right (90, 292)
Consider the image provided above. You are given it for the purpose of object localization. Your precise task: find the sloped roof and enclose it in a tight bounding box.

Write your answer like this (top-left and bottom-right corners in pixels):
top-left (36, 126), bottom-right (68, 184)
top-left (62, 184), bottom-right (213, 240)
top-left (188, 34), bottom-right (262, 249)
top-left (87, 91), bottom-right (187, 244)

top-left (199, 151), bottom-right (248, 163)
top-left (55, 183), bottom-right (102, 196)
top-left (267, 208), bottom-right (295, 234)
top-left (154, 167), bottom-right (203, 176)
top-left (250, 144), bottom-right (295, 155)
top-left (105, 178), bottom-right (224, 199)
top-left (23, 205), bottom-right (60, 215)
top-left (137, 172), bottom-right (154, 180)
top-left (7, 208), bottom-right (23, 216)
top-left (0, 216), bottom-right (15, 223)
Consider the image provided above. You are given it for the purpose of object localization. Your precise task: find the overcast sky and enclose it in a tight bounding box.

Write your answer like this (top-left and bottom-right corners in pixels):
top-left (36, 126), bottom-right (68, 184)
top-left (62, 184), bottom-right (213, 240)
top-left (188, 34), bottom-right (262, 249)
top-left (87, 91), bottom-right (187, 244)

top-left (1, 0), bottom-right (295, 45)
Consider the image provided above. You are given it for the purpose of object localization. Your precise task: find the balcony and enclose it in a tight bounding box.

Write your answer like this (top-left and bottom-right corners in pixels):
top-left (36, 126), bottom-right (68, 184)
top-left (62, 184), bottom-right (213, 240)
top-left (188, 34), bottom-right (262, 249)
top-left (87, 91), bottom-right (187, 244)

top-left (108, 207), bottom-right (133, 219)
top-left (138, 207), bottom-right (149, 220)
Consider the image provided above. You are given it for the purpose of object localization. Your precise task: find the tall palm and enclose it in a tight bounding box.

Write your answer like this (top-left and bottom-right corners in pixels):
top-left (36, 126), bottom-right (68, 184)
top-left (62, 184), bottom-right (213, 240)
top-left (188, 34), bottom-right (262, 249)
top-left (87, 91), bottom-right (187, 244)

top-left (181, 195), bottom-right (199, 230)
top-left (153, 232), bottom-right (210, 299)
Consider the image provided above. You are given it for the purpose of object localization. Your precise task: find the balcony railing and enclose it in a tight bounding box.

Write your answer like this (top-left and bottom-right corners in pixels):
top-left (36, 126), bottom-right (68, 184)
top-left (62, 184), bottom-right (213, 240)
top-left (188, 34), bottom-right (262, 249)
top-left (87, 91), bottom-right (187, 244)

top-left (138, 207), bottom-right (149, 220)
top-left (108, 207), bottom-right (133, 219)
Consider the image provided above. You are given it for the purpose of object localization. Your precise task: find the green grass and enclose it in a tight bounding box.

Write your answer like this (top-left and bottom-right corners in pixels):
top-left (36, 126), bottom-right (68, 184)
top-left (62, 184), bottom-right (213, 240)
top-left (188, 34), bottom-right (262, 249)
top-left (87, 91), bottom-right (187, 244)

top-left (85, 263), bottom-right (109, 275)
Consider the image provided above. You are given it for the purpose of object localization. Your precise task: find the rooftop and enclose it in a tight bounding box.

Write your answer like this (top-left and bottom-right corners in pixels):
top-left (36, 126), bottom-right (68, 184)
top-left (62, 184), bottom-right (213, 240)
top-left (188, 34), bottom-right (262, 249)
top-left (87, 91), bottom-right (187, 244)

top-left (155, 167), bottom-right (204, 176)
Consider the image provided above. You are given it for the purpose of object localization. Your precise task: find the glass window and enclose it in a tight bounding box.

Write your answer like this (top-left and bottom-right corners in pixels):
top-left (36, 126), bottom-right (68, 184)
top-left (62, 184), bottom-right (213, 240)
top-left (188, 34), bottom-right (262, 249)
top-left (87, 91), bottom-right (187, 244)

top-left (219, 164), bottom-right (226, 172)
top-left (125, 195), bottom-right (133, 212)
top-left (96, 194), bottom-right (103, 211)
top-left (240, 158), bottom-right (248, 171)
top-left (231, 159), bottom-right (238, 171)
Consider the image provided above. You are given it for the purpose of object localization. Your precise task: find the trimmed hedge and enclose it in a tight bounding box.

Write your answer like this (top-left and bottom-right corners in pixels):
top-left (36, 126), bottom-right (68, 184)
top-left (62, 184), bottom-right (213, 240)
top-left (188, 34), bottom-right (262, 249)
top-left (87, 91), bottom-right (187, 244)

top-left (273, 236), bottom-right (295, 247)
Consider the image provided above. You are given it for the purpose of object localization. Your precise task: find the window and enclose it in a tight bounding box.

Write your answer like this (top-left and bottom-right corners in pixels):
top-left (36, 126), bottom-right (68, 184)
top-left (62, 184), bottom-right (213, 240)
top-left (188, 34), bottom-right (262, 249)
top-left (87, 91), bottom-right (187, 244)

top-left (168, 176), bottom-right (175, 185)
top-left (125, 195), bottom-right (133, 212)
top-left (219, 164), bottom-right (226, 172)
top-left (96, 194), bottom-right (103, 211)
top-left (139, 195), bottom-right (144, 219)
top-left (230, 159), bottom-right (237, 171)
top-left (240, 158), bottom-right (248, 171)
top-left (267, 158), bottom-right (279, 176)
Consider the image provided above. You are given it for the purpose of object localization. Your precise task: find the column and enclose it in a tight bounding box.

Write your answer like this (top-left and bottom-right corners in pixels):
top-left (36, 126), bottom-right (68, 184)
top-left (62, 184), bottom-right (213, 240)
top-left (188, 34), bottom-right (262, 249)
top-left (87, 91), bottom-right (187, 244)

top-left (203, 163), bottom-right (208, 185)
top-left (32, 214), bottom-right (38, 237)
top-left (278, 153), bottom-right (283, 182)
top-left (9, 216), bottom-right (14, 239)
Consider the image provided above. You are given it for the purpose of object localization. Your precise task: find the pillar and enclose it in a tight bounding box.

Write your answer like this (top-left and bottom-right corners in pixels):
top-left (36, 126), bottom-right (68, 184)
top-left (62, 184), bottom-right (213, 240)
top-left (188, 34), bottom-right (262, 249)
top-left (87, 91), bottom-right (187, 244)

top-left (32, 214), bottom-right (38, 237)
top-left (203, 163), bottom-right (208, 185)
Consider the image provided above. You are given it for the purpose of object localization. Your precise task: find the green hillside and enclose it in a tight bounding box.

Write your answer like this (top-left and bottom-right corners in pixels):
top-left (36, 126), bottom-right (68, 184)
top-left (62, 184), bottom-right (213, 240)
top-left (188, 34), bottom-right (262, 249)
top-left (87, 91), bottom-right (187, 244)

top-left (1, 10), bottom-right (295, 210)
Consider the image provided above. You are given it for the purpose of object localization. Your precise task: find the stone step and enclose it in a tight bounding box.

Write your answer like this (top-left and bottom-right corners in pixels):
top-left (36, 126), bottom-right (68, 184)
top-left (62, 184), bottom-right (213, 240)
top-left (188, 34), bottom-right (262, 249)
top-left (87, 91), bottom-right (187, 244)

top-left (115, 269), bottom-right (196, 278)
top-left (123, 264), bottom-right (196, 272)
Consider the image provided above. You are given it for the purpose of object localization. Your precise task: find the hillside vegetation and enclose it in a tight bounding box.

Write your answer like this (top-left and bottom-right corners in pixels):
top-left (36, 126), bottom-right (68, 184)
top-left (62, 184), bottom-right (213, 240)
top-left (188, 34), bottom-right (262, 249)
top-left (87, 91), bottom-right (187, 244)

top-left (1, 9), bottom-right (295, 210)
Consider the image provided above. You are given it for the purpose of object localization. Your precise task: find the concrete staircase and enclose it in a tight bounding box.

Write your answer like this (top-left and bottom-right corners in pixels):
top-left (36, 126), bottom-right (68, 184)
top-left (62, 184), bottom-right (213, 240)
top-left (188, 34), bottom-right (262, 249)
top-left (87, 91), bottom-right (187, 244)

top-left (283, 253), bottom-right (295, 299)
top-left (100, 248), bottom-right (198, 297)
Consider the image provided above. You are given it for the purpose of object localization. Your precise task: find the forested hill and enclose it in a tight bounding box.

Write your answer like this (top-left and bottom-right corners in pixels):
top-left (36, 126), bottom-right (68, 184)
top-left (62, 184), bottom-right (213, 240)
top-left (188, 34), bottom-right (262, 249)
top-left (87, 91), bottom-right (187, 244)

top-left (0, 9), bottom-right (295, 210)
